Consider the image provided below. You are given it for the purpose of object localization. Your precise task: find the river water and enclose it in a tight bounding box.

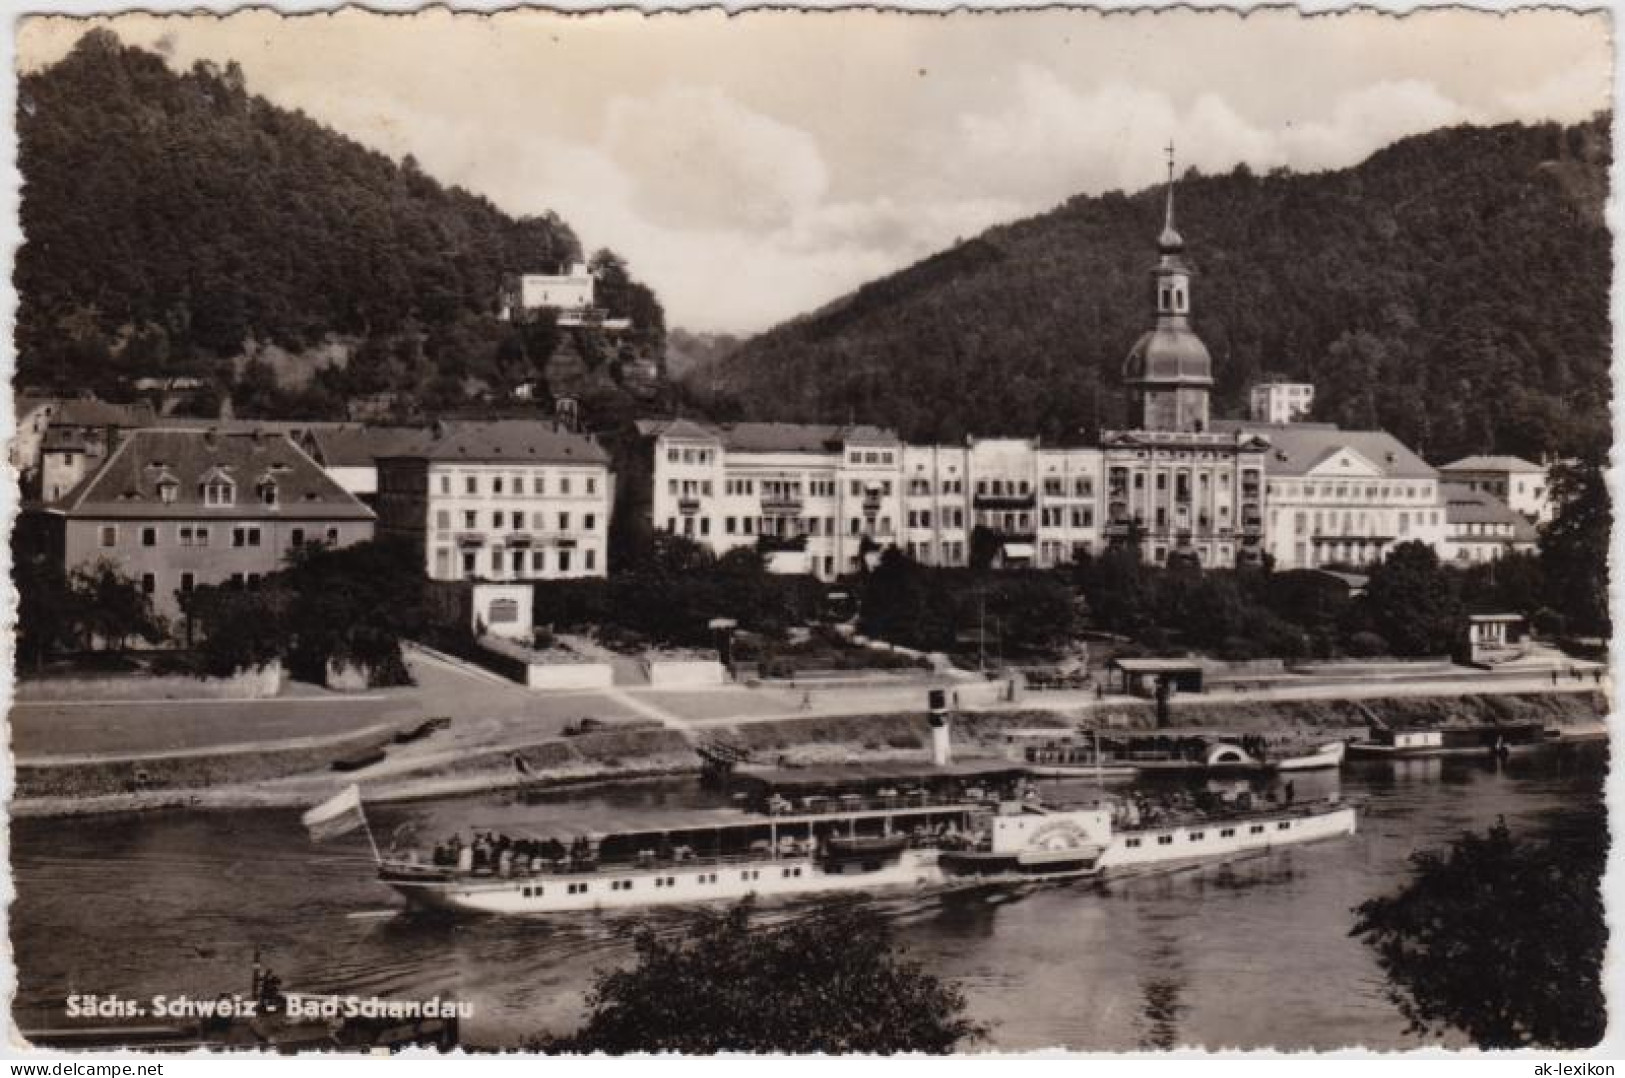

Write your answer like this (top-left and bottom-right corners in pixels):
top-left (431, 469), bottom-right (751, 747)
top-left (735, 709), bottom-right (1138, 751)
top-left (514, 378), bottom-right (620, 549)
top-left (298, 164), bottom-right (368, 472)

top-left (11, 744), bottom-right (1607, 1052)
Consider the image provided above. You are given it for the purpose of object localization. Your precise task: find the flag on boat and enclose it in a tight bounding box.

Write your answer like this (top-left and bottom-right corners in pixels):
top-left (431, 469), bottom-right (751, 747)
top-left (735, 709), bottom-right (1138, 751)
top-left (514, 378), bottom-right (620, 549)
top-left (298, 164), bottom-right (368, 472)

top-left (302, 784), bottom-right (366, 842)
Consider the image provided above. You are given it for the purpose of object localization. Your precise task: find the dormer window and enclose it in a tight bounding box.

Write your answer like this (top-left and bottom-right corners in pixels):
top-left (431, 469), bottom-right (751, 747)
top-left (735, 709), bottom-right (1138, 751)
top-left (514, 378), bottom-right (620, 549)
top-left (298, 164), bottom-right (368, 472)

top-left (257, 477), bottom-right (279, 507)
top-left (199, 467), bottom-right (235, 507)
top-left (157, 476), bottom-right (179, 504)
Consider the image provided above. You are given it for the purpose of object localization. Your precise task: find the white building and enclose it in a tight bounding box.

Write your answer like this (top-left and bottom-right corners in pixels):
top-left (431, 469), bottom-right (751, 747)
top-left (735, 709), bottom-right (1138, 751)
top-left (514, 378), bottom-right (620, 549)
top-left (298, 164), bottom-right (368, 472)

top-left (375, 420), bottom-right (612, 582)
top-left (1105, 163), bottom-right (1270, 568)
top-left (1248, 382), bottom-right (1315, 424)
top-left (640, 421), bottom-right (1105, 580)
top-left (1438, 455), bottom-right (1552, 523)
top-left (639, 419), bottom-right (903, 580)
top-left (1441, 483), bottom-right (1540, 563)
top-left (1216, 421), bottom-right (1448, 570)
top-left (499, 263), bottom-right (631, 329)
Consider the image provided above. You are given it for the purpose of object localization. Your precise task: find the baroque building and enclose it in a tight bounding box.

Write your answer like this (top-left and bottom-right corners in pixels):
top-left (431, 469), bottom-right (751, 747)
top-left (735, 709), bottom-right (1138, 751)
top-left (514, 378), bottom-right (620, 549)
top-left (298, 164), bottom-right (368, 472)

top-left (1103, 156), bottom-right (1268, 567)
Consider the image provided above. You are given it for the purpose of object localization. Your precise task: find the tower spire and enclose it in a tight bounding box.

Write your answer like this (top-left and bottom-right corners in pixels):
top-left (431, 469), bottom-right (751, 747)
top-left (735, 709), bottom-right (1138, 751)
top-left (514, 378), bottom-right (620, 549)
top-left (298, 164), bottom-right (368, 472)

top-left (1159, 139), bottom-right (1183, 254)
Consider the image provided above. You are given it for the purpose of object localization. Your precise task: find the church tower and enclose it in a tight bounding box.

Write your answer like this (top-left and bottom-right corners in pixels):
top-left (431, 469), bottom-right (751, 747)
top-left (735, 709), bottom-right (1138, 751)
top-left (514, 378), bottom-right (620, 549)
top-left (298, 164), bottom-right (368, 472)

top-left (1123, 146), bottom-right (1214, 432)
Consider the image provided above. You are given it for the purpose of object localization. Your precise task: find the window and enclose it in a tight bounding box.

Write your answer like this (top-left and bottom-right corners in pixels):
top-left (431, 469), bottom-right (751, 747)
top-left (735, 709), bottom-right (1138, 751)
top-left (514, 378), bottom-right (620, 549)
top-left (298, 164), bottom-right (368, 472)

top-left (464, 510), bottom-right (477, 529)
top-left (1125, 837), bottom-right (1142, 848)
top-left (559, 512), bottom-right (571, 531)
top-left (1277, 821), bottom-right (1292, 831)
top-left (560, 477), bottom-right (572, 495)
top-left (466, 476), bottom-right (478, 494)
top-left (140, 573), bottom-right (156, 595)
top-left (1250, 825), bottom-right (1265, 835)
top-left (532, 551), bottom-right (546, 572)
top-left (180, 572), bottom-right (195, 592)
top-left (201, 476), bottom-right (235, 506)
top-left (559, 551), bottom-right (572, 573)
top-left (436, 510), bottom-right (450, 531)
top-left (585, 549), bottom-right (596, 571)
top-left (232, 526), bottom-right (261, 548)
top-left (157, 479), bottom-right (178, 504)
top-left (1188, 832), bottom-right (1205, 842)
top-left (586, 476), bottom-right (597, 494)
top-left (326, 528), bottom-right (339, 545)
top-left (1157, 835), bottom-right (1174, 846)
top-left (291, 528), bottom-right (305, 547)
top-left (493, 511), bottom-right (505, 530)
top-left (490, 550), bottom-right (502, 573)
top-left (440, 475), bottom-right (451, 495)
top-left (493, 476), bottom-right (504, 494)
top-left (258, 479), bottom-right (279, 507)
top-left (141, 526), bottom-right (157, 547)
top-left (1220, 828), bottom-right (1236, 838)
top-left (584, 513), bottom-right (597, 531)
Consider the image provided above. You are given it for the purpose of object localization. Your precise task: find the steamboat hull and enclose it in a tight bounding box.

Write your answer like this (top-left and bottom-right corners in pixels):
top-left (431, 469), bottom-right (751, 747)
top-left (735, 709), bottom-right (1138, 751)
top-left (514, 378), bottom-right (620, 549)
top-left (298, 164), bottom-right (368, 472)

top-left (1098, 804), bottom-right (1358, 872)
top-left (386, 851), bottom-right (946, 915)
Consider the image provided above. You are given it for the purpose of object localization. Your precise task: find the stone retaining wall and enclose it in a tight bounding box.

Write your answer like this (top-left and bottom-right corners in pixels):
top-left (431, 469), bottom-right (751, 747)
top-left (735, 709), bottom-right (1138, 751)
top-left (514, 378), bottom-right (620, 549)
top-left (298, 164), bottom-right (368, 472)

top-left (15, 661), bottom-right (284, 703)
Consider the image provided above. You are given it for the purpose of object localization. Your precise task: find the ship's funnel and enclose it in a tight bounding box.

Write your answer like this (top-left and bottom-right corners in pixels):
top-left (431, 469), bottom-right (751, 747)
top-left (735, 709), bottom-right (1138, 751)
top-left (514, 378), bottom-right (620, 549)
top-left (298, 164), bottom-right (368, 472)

top-left (928, 688), bottom-right (952, 766)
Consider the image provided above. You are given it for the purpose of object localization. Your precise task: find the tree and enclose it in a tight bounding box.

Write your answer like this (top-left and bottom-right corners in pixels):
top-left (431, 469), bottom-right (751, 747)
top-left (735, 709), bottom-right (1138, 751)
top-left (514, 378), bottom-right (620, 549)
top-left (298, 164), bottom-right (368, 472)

top-left (1540, 452), bottom-right (1611, 637)
top-left (1351, 815), bottom-right (1607, 1049)
top-left (1361, 541), bottom-right (1463, 657)
top-left (542, 898), bottom-right (986, 1054)
top-left (67, 560), bottom-right (167, 651)
top-left (14, 548), bottom-right (74, 671)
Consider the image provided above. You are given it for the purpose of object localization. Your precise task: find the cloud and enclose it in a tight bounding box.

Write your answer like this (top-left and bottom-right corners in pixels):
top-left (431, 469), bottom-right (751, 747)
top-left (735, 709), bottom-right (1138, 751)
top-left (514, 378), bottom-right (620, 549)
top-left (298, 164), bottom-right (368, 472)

top-left (602, 85), bottom-right (829, 233)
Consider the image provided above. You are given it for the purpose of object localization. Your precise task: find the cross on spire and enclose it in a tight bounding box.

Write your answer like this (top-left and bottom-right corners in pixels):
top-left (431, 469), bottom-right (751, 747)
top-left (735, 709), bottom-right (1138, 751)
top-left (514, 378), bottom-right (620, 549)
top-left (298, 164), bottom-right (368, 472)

top-left (1160, 139), bottom-right (1180, 247)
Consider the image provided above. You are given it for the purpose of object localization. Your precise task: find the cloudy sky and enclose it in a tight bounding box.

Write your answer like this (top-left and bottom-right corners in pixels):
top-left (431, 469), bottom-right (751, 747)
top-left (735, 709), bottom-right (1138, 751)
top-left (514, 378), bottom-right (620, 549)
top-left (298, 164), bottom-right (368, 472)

top-left (17, 8), bottom-right (1613, 333)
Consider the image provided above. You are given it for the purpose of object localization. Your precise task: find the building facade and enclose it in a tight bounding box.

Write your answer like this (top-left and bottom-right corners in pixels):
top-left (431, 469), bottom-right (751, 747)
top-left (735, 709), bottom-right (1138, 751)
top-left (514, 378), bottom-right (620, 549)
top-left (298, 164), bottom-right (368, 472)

top-left (40, 428), bottom-right (375, 621)
top-left (1104, 163), bottom-right (1269, 567)
top-left (1441, 483), bottom-right (1540, 563)
top-left (1438, 455), bottom-right (1552, 523)
top-left (375, 420), bottom-right (612, 583)
top-left (38, 398), bottom-right (157, 503)
top-left (1248, 382), bottom-right (1315, 424)
top-left (1214, 422), bottom-right (1447, 570)
top-left (498, 263), bottom-right (630, 329)
top-left (641, 422), bottom-right (1106, 579)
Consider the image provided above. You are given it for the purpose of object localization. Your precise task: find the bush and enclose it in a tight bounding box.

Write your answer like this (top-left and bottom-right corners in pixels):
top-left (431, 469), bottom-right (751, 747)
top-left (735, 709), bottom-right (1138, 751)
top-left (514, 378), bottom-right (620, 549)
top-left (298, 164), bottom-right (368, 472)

top-left (1345, 631), bottom-right (1390, 658)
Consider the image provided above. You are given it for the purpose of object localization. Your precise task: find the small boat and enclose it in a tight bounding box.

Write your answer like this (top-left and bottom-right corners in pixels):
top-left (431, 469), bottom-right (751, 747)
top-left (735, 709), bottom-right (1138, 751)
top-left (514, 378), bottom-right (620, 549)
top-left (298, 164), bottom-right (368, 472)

top-left (1347, 720), bottom-right (1548, 760)
top-left (1275, 741), bottom-right (1347, 772)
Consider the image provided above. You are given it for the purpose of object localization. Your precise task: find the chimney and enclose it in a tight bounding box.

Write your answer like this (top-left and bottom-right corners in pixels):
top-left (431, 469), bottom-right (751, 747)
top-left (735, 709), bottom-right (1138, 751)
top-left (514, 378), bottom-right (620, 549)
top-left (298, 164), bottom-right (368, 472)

top-left (927, 688), bottom-right (952, 767)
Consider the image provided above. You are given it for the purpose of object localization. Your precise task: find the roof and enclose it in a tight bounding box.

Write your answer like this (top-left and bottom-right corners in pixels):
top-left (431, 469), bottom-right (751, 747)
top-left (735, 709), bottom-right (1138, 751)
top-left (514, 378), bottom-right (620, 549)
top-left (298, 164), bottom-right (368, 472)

top-left (54, 428), bottom-right (375, 521)
top-left (305, 425), bottom-right (429, 468)
top-left (1442, 483), bottom-right (1540, 540)
top-left (1109, 658), bottom-right (1206, 673)
top-left (1439, 455), bottom-right (1545, 474)
top-left (1123, 324), bottom-right (1214, 387)
top-left (1212, 422), bottom-right (1436, 479)
top-left (51, 398), bottom-right (155, 429)
top-left (383, 419), bottom-right (608, 465)
top-left (732, 760), bottom-right (1028, 794)
top-left (637, 418), bottom-right (901, 454)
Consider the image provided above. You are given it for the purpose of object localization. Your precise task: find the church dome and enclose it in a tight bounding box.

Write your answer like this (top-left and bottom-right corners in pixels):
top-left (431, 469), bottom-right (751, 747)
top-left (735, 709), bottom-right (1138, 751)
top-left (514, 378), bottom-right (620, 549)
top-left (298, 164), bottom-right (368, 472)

top-left (1123, 324), bottom-right (1214, 386)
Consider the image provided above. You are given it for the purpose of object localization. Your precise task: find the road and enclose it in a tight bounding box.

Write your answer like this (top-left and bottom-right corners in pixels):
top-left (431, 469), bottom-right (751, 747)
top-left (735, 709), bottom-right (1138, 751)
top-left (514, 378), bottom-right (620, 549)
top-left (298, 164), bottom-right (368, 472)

top-left (14, 641), bottom-right (1608, 763)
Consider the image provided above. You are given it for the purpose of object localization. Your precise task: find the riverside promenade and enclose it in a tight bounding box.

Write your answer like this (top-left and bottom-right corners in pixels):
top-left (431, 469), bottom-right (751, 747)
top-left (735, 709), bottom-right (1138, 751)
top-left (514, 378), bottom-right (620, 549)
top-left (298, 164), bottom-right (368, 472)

top-left (11, 642), bottom-right (1610, 817)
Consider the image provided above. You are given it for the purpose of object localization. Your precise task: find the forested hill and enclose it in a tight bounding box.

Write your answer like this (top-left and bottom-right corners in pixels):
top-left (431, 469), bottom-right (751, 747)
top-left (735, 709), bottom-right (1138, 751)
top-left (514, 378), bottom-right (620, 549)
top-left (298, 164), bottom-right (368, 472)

top-left (16, 30), bottom-right (664, 417)
top-left (707, 116), bottom-right (1611, 463)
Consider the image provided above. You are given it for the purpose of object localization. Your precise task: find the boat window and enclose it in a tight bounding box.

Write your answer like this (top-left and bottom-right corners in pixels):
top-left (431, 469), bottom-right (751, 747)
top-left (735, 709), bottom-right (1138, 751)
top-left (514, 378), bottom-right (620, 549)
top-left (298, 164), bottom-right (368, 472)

top-left (1220, 829), bottom-right (1235, 838)
top-left (1125, 838), bottom-right (1141, 848)
top-left (1250, 825), bottom-right (1265, 835)
top-left (1189, 832), bottom-right (1204, 841)
top-left (1157, 835), bottom-right (1174, 846)
top-left (1277, 821), bottom-right (1291, 830)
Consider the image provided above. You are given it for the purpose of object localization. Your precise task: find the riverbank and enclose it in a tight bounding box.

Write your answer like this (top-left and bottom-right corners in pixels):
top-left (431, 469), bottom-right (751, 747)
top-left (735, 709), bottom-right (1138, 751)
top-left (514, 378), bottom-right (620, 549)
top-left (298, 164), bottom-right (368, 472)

top-left (11, 688), bottom-right (1608, 819)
